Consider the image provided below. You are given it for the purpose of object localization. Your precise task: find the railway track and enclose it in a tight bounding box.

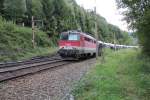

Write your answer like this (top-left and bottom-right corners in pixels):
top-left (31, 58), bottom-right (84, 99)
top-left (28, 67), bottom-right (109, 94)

top-left (0, 54), bottom-right (61, 68)
top-left (0, 55), bottom-right (72, 82)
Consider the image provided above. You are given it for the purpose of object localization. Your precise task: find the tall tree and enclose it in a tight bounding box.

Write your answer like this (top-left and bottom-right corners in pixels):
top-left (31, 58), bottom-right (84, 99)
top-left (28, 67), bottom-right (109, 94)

top-left (4, 0), bottom-right (27, 22)
top-left (116, 0), bottom-right (150, 56)
top-left (25, 0), bottom-right (32, 19)
top-left (32, 0), bottom-right (44, 19)
top-left (0, 0), bottom-right (5, 15)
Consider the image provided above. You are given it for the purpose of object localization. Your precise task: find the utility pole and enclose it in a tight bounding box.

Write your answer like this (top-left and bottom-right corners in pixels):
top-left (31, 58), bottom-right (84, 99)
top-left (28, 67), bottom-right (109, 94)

top-left (32, 16), bottom-right (35, 48)
top-left (114, 32), bottom-right (116, 51)
top-left (94, 0), bottom-right (99, 59)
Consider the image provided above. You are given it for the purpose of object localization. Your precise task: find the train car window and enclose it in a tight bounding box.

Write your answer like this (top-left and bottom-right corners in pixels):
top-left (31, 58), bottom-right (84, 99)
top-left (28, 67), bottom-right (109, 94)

top-left (84, 37), bottom-right (93, 43)
top-left (60, 33), bottom-right (68, 40)
top-left (84, 37), bottom-right (87, 41)
top-left (68, 33), bottom-right (80, 40)
top-left (84, 37), bottom-right (89, 41)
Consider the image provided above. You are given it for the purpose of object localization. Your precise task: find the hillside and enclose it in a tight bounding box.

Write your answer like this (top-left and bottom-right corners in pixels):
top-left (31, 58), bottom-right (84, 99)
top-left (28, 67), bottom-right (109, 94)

top-left (0, 17), bottom-right (56, 61)
top-left (0, 0), bottom-right (133, 44)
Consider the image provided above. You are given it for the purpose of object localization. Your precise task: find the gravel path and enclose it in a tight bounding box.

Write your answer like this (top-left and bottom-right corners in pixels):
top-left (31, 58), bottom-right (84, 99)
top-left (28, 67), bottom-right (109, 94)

top-left (0, 58), bottom-right (96, 100)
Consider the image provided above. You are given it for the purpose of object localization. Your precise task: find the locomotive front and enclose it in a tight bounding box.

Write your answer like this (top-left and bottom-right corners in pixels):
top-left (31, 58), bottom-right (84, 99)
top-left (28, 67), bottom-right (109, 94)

top-left (58, 31), bottom-right (82, 58)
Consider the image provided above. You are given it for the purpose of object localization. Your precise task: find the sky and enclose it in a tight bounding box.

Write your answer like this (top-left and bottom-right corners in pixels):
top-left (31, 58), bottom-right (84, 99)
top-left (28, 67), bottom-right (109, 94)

top-left (75, 0), bottom-right (128, 31)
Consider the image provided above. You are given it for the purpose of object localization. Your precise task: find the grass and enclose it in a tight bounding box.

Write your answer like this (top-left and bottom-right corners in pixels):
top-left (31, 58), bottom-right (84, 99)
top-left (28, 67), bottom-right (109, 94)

top-left (73, 49), bottom-right (150, 100)
top-left (0, 47), bottom-right (58, 62)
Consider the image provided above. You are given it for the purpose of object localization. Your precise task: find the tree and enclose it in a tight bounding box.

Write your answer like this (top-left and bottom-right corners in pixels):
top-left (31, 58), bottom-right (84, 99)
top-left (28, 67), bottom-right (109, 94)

top-left (32, 0), bottom-right (44, 19)
top-left (116, 0), bottom-right (150, 56)
top-left (3, 0), bottom-right (27, 23)
top-left (24, 0), bottom-right (32, 26)
top-left (0, 0), bottom-right (5, 15)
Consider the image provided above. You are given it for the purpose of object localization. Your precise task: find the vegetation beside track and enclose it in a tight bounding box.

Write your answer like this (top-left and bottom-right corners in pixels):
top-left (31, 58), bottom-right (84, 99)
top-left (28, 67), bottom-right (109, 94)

top-left (0, 47), bottom-right (58, 62)
top-left (0, 17), bottom-right (57, 62)
top-left (73, 49), bottom-right (150, 100)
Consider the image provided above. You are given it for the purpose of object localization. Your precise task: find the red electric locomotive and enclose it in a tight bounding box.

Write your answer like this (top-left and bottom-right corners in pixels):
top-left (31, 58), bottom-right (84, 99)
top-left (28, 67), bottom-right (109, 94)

top-left (58, 30), bottom-right (97, 58)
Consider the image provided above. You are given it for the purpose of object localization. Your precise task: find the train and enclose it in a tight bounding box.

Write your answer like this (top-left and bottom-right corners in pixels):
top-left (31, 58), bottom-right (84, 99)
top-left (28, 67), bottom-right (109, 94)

top-left (58, 30), bottom-right (138, 58)
top-left (58, 30), bottom-right (102, 58)
top-left (100, 41), bottom-right (138, 50)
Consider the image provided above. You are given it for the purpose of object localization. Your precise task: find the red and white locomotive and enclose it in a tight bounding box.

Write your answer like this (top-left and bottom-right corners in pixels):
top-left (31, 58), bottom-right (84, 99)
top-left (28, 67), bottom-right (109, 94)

top-left (58, 30), bottom-right (101, 58)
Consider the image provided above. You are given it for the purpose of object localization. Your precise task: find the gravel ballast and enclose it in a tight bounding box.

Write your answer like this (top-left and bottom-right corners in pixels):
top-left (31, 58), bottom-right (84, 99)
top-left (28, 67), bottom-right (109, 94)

top-left (0, 58), bottom-right (96, 100)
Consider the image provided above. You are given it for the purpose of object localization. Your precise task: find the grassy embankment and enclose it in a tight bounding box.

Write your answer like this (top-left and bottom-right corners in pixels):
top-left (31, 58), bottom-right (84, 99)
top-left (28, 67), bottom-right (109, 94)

top-left (73, 49), bottom-right (150, 100)
top-left (0, 17), bottom-right (57, 62)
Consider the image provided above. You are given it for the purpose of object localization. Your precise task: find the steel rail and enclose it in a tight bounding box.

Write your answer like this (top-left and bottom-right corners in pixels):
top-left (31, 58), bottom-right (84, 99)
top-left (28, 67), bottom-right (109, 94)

top-left (0, 59), bottom-right (64, 73)
top-left (0, 54), bottom-right (62, 68)
top-left (0, 60), bottom-right (71, 82)
top-left (0, 57), bottom-right (62, 68)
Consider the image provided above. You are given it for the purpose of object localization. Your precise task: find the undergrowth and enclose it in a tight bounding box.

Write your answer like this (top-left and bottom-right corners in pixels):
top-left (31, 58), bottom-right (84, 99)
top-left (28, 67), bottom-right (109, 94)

top-left (0, 17), bottom-right (57, 62)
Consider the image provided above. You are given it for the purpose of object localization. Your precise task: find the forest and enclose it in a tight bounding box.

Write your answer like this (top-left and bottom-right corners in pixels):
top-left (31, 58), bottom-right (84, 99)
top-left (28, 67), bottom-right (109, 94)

top-left (0, 0), bottom-right (133, 45)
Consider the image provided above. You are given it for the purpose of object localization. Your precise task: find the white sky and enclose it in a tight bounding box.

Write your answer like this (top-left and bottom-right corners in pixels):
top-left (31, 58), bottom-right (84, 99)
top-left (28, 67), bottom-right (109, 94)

top-left (75, 0), bottom-right (128, 31)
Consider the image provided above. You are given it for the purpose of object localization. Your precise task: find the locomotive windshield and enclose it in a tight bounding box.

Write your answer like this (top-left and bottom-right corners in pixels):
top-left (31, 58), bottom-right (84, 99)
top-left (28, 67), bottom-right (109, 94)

top-left (60, 32), bottom-right (80, 41)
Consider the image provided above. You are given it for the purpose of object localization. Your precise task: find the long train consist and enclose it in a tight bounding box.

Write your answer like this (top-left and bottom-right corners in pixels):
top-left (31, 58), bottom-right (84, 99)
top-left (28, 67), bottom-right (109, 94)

top-left (58, 30), bottom-right (138, 58)
top-left (99, 41), bottom-right (138, 50)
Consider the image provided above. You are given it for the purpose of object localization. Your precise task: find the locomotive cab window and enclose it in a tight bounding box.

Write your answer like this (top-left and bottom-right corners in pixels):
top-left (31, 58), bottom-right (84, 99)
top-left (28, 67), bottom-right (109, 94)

top-left (60, 32), bottom-right (80, 41)
top-left (68, 33), bottom-right (80, 40)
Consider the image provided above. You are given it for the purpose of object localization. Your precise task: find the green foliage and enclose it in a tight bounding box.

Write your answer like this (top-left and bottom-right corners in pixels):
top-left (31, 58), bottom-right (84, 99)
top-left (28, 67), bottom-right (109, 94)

top-left (116, 0), bottom-right (150, 56)
top-left (0, 0), bottom-right (133, 45)
top-left (0, 17), bottom-right (54, 61)
top-left (137, 9), bottom-right (150, 56)
top-left (3, 0), bottom-right (26, 22)
top-left (32, 0), bottom-right (44, 19)
top-left (0, 0), bottom-right (5, 15)
top-left (120, 31), bottom-right (133, 45)
top-left (73, 49), bottom-right (150, 100)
